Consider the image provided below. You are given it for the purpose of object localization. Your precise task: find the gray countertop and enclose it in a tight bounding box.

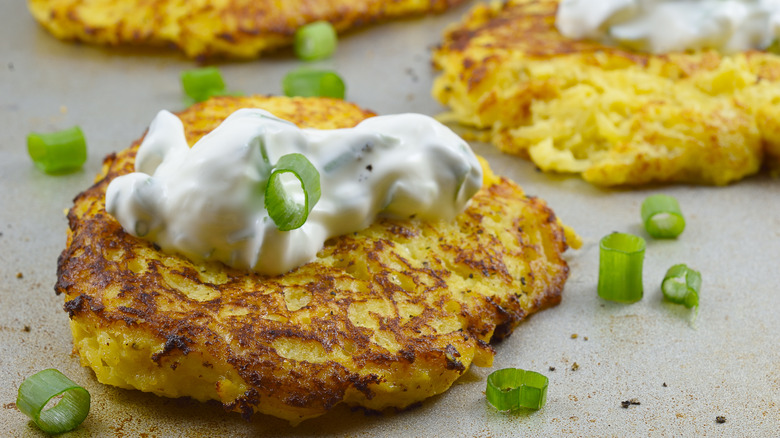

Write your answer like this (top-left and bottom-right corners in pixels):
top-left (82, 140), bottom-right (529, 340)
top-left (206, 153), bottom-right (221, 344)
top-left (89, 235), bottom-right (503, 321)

top-left (1, 1), bottom-right (778, 436)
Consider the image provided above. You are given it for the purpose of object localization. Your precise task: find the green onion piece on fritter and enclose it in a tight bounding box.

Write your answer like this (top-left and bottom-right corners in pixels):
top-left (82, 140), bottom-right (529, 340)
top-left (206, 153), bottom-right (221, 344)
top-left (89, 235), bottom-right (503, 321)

top-left (641, 194), bottom-right (686, 239)
top-left (27, 126), bottom-right (87, 174)
top-left (598, 232), bottom-right (646, 303)
top-left (265, 153), bottom-right (321, 231)
top-left (16, 369), bottom-right (91, 434)
top-left (294, 21), bottom-right (338, 61)
top-left (282, 68), bottom-right (346, 99)
top-left (662, 264), bottom-right (701, 309)
top-left (486, 368), bottom-right (548, 411)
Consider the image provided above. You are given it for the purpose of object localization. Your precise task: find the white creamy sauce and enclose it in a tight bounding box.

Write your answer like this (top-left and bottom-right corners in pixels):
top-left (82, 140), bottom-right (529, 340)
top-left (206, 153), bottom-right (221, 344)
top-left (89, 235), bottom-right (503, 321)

top-left (105, 109), bottom-right (483, 276)
top-left (556, 0), bottom-right (780, 54)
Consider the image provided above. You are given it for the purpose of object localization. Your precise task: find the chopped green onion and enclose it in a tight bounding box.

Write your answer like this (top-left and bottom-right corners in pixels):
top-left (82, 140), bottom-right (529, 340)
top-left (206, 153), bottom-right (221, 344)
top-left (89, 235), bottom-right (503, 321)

top-left (265, 153), bottom-right (321, 231)
top-left (294, 21), bottom-right (338, 61)
top-left (16, 369), bottom-right (90, 434)
top-left (662, 264), bottom-right (701, 309)
top-left (181, 67), bottom-right (230, 103)
top-left (598, 232), bottom-right (646, 303)
top-left (641, 194), bottom-right (685, 239)
top-left (282, 69), bottom-right (346, 99)
top-left (767, 38), bottom-right (780, 54)
top-left (27, 126), bottom-right (87, 174)
top-left (486, 368), bottom-right (548, 411)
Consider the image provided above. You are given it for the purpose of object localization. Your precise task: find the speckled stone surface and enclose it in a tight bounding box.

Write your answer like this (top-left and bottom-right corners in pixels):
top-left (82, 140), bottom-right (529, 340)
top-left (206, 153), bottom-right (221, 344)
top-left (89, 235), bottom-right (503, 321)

top-left (1, 1), bottom-right (778, 436)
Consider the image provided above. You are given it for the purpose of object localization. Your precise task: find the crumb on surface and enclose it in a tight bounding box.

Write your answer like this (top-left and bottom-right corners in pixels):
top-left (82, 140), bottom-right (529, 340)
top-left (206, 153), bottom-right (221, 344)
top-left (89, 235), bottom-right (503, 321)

top-left (16, 272), bottom-right (23, 279)
top-left (621, 399), bottom-right (640, 408)
top-left (571, 362), bottom-right (579, 371)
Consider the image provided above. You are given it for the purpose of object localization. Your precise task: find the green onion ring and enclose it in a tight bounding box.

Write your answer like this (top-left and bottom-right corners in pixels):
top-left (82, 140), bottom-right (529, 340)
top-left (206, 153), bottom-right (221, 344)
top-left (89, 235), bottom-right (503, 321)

top-left (282, 68), bottom-right (346, 99)
top-left (27, 126), bottom-right (87, 174)
top-left (16, 369), bottom-right (90, 434)
top-left (294, 21), bottom-right (338, 61)
top-left (662, 264), bottom-right (701, 309)
top-left (598, 232), bottom-right (646, 303)
top-left (265, 153), bottom-right (321, 231)
top-left (486, 368), bottom-right (548, 411)
top-left (641, 194), bottom-right (686, 239)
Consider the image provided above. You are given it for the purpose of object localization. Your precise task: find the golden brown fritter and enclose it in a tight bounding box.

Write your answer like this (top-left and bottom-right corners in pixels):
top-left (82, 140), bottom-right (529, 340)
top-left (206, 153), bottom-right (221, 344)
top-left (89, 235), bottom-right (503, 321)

top-left (28, 0), bottom-right (467, 59)
top-left (56, 95), bottom-right (579, 424)
top-left (432, 0), bottom-right (780, 186)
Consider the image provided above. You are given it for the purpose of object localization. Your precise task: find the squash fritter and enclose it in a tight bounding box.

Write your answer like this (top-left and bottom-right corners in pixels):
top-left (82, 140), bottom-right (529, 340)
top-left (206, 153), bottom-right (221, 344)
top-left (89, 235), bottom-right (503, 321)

top-left (28, 0), bottom-right (467, 59)
top-left (432, 0), bottom-right (780, 186)
top-left (56, 95), bottom-right (579, 424)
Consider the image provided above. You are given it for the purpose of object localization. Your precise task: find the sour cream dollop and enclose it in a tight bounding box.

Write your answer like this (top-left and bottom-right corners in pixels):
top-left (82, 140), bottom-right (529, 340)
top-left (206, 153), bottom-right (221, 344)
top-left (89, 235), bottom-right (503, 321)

top-left (556, 0), bottom-right (780, 54)
top-left (105, 109), bottom-right (483, 276)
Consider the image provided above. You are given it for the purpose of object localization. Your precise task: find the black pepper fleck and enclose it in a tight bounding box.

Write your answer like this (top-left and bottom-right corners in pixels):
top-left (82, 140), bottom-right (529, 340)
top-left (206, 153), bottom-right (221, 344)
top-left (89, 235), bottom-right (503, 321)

top-left (548, 366), bottom-right (556, 371)
top-left (716, 416), bottom-right (726, 424)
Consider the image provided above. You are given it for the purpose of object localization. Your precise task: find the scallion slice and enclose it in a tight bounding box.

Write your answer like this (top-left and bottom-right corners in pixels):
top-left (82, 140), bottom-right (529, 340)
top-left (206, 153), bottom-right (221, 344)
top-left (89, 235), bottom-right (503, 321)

top-left (181, 67), bottom-right (227, 103)
top-left (294, 21), bottom-right (338, 61)
top-left (641, 194), bottom-right (685, 238)
top-left (27, 126), bottom-right (87, 174)
top-left (486, 368), bottom-right (548, 411)
top-left (16, 369), bottom-right (90, 434)
top-left (767, 38), bottom-right (780, 54)
top-left (598, 232), bottom-right (646, 303)
top-left (662, 264), bottom-right (701, 309)
top-left (265, 153), bottom-right (321, 231)
top-left (282, 69), bottom-right (346, 99)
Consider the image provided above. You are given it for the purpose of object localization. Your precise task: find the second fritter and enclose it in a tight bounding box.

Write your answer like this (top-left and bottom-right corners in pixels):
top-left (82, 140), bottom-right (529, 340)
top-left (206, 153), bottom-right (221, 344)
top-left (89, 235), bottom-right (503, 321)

top-left (433, 0), bottom-right (780, 186)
